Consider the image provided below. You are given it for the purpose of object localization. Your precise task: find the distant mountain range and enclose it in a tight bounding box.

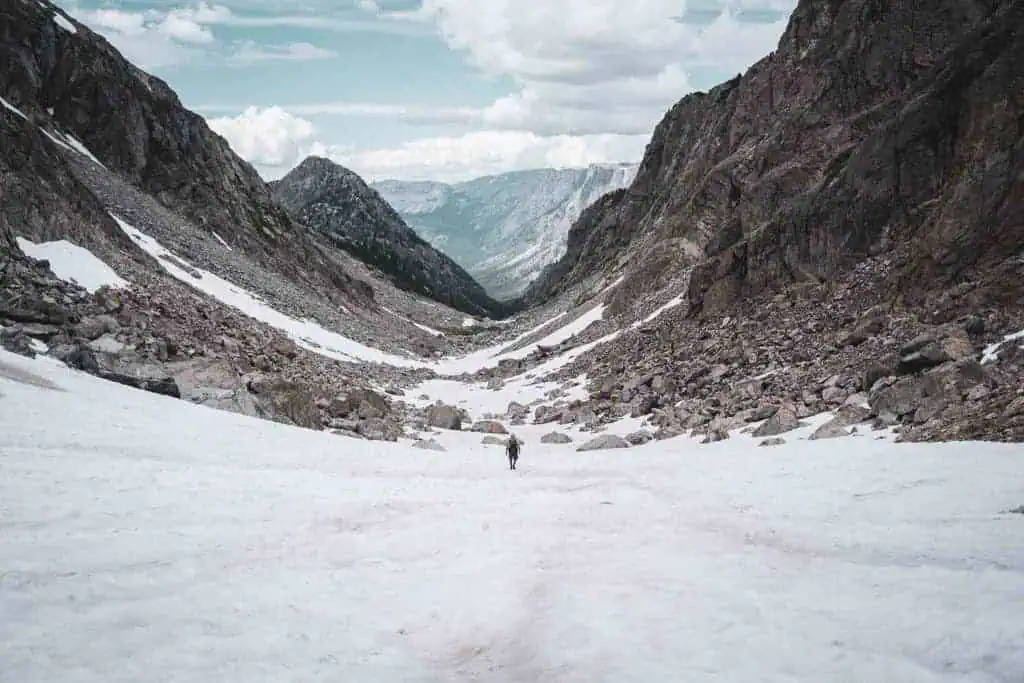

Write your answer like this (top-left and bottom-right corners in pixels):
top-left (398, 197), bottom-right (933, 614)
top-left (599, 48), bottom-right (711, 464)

top-left (372, 163), bottom-right (638, 300)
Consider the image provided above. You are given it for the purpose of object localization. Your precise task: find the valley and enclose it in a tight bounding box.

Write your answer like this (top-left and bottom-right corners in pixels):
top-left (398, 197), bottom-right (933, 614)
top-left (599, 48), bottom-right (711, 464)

top-left (1, 0), bottom-right (1023, 680)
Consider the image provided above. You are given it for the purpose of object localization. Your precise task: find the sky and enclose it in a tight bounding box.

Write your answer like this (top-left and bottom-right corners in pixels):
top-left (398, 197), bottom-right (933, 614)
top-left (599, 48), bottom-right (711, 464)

top-left (56, 0), bottom-right (796, 183)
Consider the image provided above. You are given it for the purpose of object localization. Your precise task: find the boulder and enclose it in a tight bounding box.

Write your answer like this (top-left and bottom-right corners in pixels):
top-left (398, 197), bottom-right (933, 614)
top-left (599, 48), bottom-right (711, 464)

top-left (576, 434), bottom-right (631, 451)
top-left (506, 401), bottom-right (529, 422)
top-left (470, 420), bottom-right (508, 434)
top-left (540, 431), bottom-right (573, 444)
top-left (481, 435), bottom-right (506, 446)
top-left (758, 437), bottom-right (786, 447)
top-left (357, 417), bottom-right (401, 442)
top-left (625, 430), bottom-right (654, 446)
top-left (328, 388), bottom-right (390, 420)
top-left (247, 376), bottom-right (320, 430)
top-left (752, 403), bottom-right (802, 437)
top-left (425, 402), bottom-right (462, 430)
top-left (412, 439), bottom-right (446, 451)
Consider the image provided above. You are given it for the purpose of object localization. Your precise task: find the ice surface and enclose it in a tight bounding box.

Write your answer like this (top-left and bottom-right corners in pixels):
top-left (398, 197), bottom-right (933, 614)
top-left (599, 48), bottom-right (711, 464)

top-left (2, 348), bottom-right (1023, 682)
top-left (15, 236), bottom-right (128, 293)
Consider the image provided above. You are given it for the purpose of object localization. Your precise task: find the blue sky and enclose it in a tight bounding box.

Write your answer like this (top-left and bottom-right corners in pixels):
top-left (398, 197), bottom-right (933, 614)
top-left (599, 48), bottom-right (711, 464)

top-left (57, 0), bottom-right (796, 182)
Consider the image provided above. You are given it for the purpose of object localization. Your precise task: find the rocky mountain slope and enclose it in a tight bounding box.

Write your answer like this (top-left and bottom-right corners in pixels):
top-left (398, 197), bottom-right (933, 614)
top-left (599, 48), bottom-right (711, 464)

top-left (0, 0), bottom-right (372, 310)
top-left (526, 0), bottom-right (1023, 316)
top-left (503, 0), bottom-right (1024, 442)
top-left (0, 0), bottom-right (526, 441)
top-left (372, 164), bottom-right (637, 299)
top-left (271, 157), bottom-right (508, 318)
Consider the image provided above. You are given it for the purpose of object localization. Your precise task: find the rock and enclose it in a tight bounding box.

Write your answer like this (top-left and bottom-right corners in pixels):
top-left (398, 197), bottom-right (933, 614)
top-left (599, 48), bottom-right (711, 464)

top-left (74, 314), bottom-right (119, 341)
top-left (540, 431), bottom-right (573, 444)
top-left (357, 417), bottom-right (401, 442)
top-left (821, 386), bottom-right (848, 405)
top-left (752, 403), bottom-right (802, 437)
top-left (654, 425), bottom-right (686, 440)
top-left (412, 439), bottom-right (446, 451)
top-left (701, 428), bottom-right (730, 444)
top-left (481, 435), bottom-right (506, 446)
top-left (629, 394), bottom-right (658, 417)
top-left (576, 434), bottom-right (630, 451)
top-left (425, 402), bottom-right (462, 430)
top-left (18, 322), bottom-right (61, 340)
top-left (486, 377), bottom-right (503, 390)
top-left (87, 334), bottom-right (126, 355)
top-left (534, 405), bottom-right (563, 424)
top-left (841, 314), bottom-right (886, 346)
top-left (758, 437), bottom-right (786, 447)
top-left (746, 406), bottom-right (777, 422)
top-left (809, 421), bottom-right (851, 440)
top-left (469, 420), bottom-right (508, 434)
top-left (625, 429), bottom-right (654, 446)
top-left (247, 377), bottom-right (320, 430)
top-left (506, 401), bottom-right (529, 421)
top-left (328, 388), bottom-right (390, 420)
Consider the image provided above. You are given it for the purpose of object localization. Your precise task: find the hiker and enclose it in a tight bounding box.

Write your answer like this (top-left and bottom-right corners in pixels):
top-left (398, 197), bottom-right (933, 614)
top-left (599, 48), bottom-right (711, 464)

top-left (506, 434), bottom-right (520, 470)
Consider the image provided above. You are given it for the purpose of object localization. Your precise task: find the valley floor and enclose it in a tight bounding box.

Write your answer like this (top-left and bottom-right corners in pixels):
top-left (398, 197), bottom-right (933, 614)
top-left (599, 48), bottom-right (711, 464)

top-left (2, 350), bottom-right (1023, 682)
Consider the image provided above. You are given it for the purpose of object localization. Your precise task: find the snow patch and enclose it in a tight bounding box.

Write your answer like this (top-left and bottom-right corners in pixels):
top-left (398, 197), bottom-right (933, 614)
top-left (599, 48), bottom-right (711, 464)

top-left (111, 214), bottom-right (425, 367)
top-left (982, 328), bottom-right (1024, 364)
top-left (211, 231), bottom-right (232, 251)
top-left (62, 134), bottom-right (105, 167)
top-left (0, 96), bottom-right (28, 120)
top-left (52, 11), bottom-right (77, 34)
top-left (15, 236), bottom-right (128, 293)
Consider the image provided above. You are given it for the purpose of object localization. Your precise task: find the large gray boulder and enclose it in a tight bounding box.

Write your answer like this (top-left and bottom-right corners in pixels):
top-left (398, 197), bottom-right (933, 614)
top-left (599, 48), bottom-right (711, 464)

top-left (576, 434), bottom-right (630, 451)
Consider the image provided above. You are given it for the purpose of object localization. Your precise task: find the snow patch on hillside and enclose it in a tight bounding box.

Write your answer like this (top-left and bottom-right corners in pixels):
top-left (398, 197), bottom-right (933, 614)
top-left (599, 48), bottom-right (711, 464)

top-left (15, 236), bottom-right (128, 293)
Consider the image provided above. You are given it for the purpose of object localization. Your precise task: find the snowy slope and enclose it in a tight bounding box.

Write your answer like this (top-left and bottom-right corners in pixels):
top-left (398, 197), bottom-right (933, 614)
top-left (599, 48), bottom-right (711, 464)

top-left (3, 349), bottom-right (1024, 682)
top-left (373, 164), bottom-right (638, 300)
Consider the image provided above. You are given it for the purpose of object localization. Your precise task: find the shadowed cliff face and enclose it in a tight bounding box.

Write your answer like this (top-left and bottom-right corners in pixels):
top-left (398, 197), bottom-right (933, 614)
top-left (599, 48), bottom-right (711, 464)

top-left (524, 0), bottom-right (1023, 317)
top-left (272, 157), bottom-right (513, 319)
top-left (0, 0), bottom-right (370, 308)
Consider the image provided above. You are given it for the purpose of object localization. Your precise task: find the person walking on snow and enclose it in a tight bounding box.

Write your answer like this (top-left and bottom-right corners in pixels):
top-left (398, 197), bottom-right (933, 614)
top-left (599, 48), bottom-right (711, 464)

top-left (506, 434), bottom-right (520, 470)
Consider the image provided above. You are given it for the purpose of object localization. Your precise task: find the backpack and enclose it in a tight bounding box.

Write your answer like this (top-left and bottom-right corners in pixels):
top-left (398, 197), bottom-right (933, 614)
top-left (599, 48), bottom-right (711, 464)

top-left (508, 438), bottom-right (520, 456)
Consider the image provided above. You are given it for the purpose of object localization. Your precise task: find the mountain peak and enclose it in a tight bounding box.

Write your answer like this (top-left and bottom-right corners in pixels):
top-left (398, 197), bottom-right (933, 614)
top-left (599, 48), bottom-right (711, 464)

top-left (273, 161), bottom-right (509, 317)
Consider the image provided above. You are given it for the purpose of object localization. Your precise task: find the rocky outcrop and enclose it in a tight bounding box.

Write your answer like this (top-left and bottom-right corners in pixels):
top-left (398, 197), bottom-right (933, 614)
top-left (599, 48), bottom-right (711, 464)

top-left (0, 0), bottom-right (368, 308)
top-left (271, 157), bottom-right (509, 318)
top-left (524, 0), bottom-right (1023, 321)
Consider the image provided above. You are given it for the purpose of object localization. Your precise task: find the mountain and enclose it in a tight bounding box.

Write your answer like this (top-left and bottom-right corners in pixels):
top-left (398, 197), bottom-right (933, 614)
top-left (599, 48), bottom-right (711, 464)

top-left (271, 157), bottom-right (508, 318)
top-left (372, 164), bottom-right (638, 300)
top-left (501, 0), bottom-right (1024, 444)
top-left (0, 0), bottom-right (370, 309)
top-left (525, 0), bottom-right (1023, 317)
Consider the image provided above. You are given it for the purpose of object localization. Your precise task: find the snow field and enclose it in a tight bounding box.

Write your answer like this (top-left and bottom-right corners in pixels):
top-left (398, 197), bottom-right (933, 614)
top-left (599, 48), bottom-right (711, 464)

top-left (2, 350), bottom-right (1023, 682)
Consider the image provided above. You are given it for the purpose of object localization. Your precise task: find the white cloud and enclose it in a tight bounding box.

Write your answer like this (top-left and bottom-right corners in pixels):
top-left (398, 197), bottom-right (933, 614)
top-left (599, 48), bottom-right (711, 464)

top-left (225, 41), bottom-right (339, 66)
top-left (60, 2), bottom-right (348, 69)
top-left (405, 0), bottom-right (794, 136)
top-left (206, 106), bottom-right (645, 182)
top-left (208, 106), bottom-right (318, 167)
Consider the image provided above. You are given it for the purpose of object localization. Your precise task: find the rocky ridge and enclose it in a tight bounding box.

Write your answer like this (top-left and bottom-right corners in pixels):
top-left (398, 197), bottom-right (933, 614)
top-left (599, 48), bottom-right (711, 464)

top-left (272, 157), bottom-right (509, 319)
top-left (0, 0), bottom-right (372, 310)
top-left (525, 0), bottom-right (1023, 319)
top-left (500, 0), bottom-right (1024, 444)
